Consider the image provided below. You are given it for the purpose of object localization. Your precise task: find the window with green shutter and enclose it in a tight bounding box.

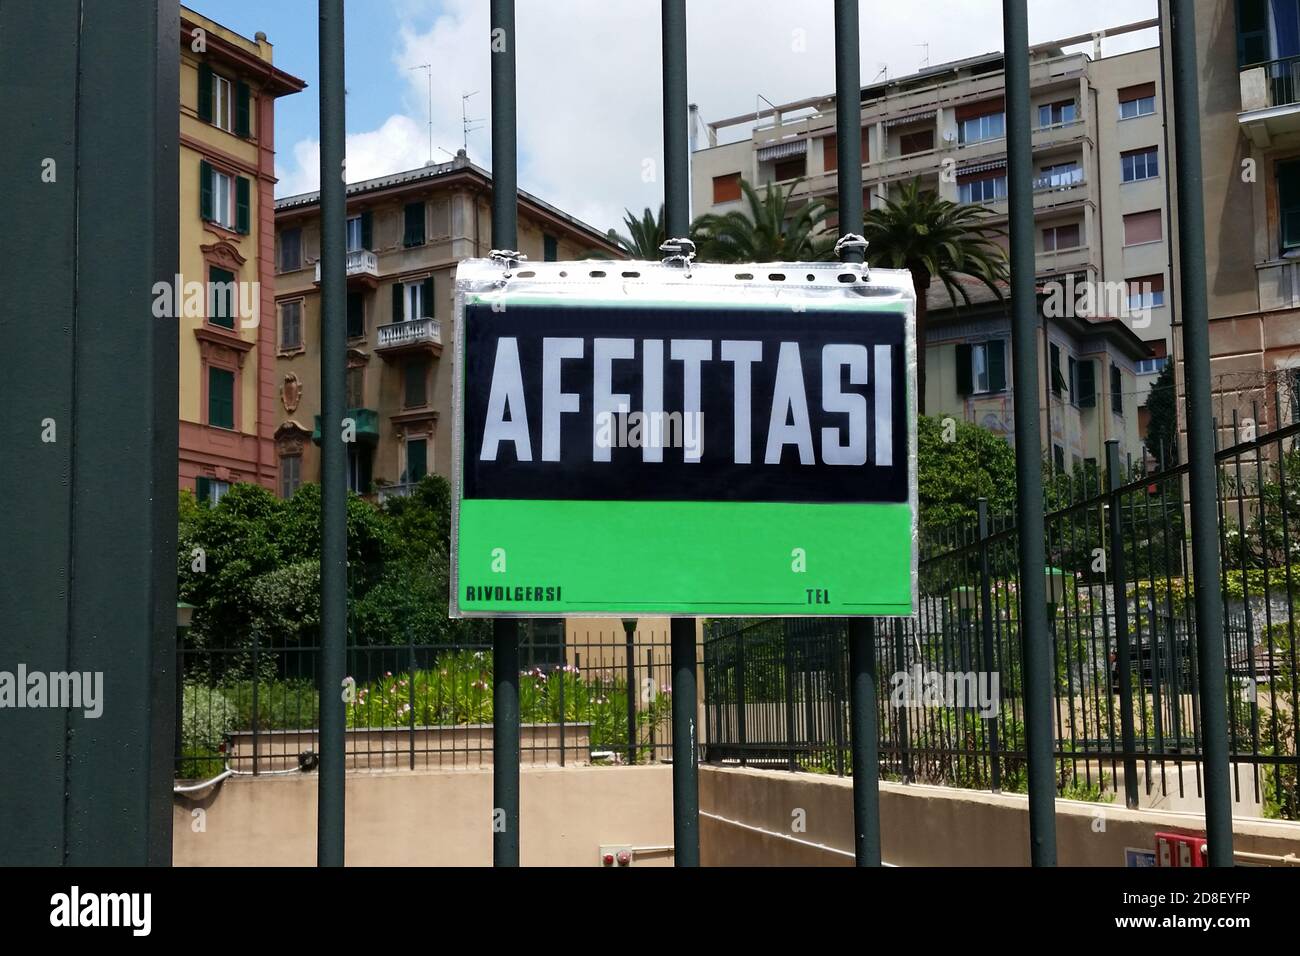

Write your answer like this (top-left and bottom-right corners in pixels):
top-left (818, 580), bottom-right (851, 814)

top-left (404, 357), bottom-right (429, 408)
top-left (208, 266), bottom-right (235, 328)
top-left (1111, 363), bottom-right (1124, 415)
top-left (1049, 343), bottom-right (1064, 395)
top-left (1077, 359), bottom-right (1096, 407)
top-left (208, 366), bottom-right (235, 429)
top-left (199, 160), bottom-right (214, 221)
top-left (197, 63), bottom-right (213, 122)
top-left (346, 292), bottom-right (365, 338)
top-left (955, 343), bottom-right (973, 396)
top-left (360, 210), bottom-right (373, 251)
top-left (421, 275), bottom-right (434, 319)
top-left (235, 80), bottom-right (251, 138)
top-left (987, 340), bottom-right (1006, 393)
top-left (543, 233), bottom-right (559, 261)
top-left (235, 176), bottom-right (250, 234)
top-left (403, 201), bottom-right (426, 247)
top-left (405, 438), bottom-right (428, 483)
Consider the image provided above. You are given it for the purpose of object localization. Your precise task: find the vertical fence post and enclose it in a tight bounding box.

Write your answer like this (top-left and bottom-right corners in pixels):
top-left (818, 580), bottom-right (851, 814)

top-left (316, 0), bottom-right (347, 869)
top-left (1106, 441), bottom-right (1140, 808)
top-left (488, 0), bottom-right (522, 868)
top-left (661, 0), bottom-right (700, 867)
top-left (893, 620), bottom-right (912, 783)
top-left (848, 620), bottom-right (882, 865)
top-left (1001, 0), bottom-right (1058, 865)
top-left (977, 499), bottom-right (1002, 792)
top-left (623, 619), bottom-right (638, 765)
top-left (1167, 0), bottom-right (1234, 865)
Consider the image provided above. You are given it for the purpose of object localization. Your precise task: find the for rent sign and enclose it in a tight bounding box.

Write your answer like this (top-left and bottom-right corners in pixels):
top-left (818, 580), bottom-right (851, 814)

top-left (450, 259), bottom-right (916, 617)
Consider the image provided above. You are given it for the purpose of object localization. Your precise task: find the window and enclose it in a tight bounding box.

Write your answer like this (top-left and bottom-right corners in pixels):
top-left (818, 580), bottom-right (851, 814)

top-left (773, 156), bottom-right (806, 181)
top-left (543, 233), bottom-right (559, 261)
top-left (1121, 147), bottom-right (1159, 183)
top-left (1050, 342), bottom-right (1064, 396)
top-left (346, 291), bottom-right (365, 339)
top-left (199, 161), bottom-right (249, 233)
top-left (195, 477), bottom-right (230, 505)
top-left (1053, 444), bottom-right (1066, 474)
top-left (1122, 209), bottom-right (1163, 245)
top-left (208, 366), bottom-right (235, 429)
top-left (346, 215), bottom-right (363, 253)
top-left (1127, 274), bottom-right (1166, 311)
top-left (1235, 0), bottom-right (1300, 66)
top-left (958, 110), bottom-right (1004, 145)
top-left (197, 63), bottom-right (251, 137)
top-left (1118, 83), bottom-right (1156, 119)
top-left (1111, 364), bottom-right (1124, 415)
top-left (403, 201), bottom-right (426, 247)
top-left (898, 129), bottom-right (934, 155)
top-left (346, 445), bottom-right (373, 494)
top-left (279, 299), bottom-right (302, 351)
top-left (1037, 100), bottom-right (1076, 127)
top-left (1076, 359), bottom-right (1097, 408)
top-left (1136, 356), bottom-right (1169, 375)
top-left (1042, 222), bottom-right (1081, 251)
top-left (404, 357), bottom-right (430, 408)
top-left (1036, 162), bottom-right (1082, 189)
top-left (404, 438), bottom-right (428, 484)
top-left (958, 173), bottom-right (1007, 203)
top-left (345, 366), bottom-right (365, 408)
top-left (396, 276), bottom-right (434, 322)
top-left (713, 172), bottom-right (742, 204)
top-left (955, 340), bottom-right (1006, 395)
top-left (208, 266), bottom-right (235, 328)
top-left (821, 128), bottom-right (869, 172)
top-left (1068, 355), bottom-right (1079, 405)
top-left (1279, 159), bottom-right (1300, 251)
top-left (279, 454), bottom-right (301, 499)
top-left (279, 228), bottom-right (302, 272)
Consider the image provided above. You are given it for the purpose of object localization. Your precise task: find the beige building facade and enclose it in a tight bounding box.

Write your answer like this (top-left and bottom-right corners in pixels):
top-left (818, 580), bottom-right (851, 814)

top-left (692, 22), bottom-right (1169, 466)
top-left (271, 152), bottom-right (621, 498)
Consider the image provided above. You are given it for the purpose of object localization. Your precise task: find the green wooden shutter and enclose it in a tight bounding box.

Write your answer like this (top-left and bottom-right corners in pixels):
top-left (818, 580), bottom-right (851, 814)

top-left (195, 476), bottom-right (211, 504)
top-left (208, 266), bottom-right (235, 328)
top-left (1049, 343), bottom-right (1063, 395)
top-left (406, 439), bottom-right (427, 483)
top-left (404, 201), bottom-right (425, 247)
top-left (1078, 359), bottom-right (1096, 408)
top-left (346, 292), bottom-right (364, 338)
top-left (235, 80), bottom-right (251, 138)
top-left (235, 176), bottom-right (250, 234)
top-left (421, 275), bottom-right (434, 318)
top-left (543, 234), bottom-right (558, 261)
top-left (392, 282), bottom-right (404, 321)
top-left (405, 358), bottom-right (428, 407)
top-left (360, 210), bottom-right (373, 251)
top-left (1111, 364), bottom-right (1123, 415)
top-left (955, 343), bottom-right (973, 396)
top-left (208, 367), bottom-right (234, 429)
top-left (197, 63), bottom-right (213, 122)
top-left (199, 160), bottom-right (213, 221)
top-left (988, 340), bottom-right (1006, 393)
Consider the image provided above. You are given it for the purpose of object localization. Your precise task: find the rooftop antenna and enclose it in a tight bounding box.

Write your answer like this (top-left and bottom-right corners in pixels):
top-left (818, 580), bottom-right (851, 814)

top-left (409, 63), bottom-right (433, 165)
top-left (873, 63), bottom-right (888, 83)
top-left (916, 43), bottom-right (929, 70)
top-left (460, 90), bottom-right (485, 152)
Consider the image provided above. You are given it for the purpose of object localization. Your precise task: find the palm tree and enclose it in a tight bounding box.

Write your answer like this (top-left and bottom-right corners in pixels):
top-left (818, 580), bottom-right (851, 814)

top-left (692, 178), bottom-right (835, 263)
top-left (861, 178), bottom-right (1007, 415)
top-left (606, 204), bottom-right (666, 259)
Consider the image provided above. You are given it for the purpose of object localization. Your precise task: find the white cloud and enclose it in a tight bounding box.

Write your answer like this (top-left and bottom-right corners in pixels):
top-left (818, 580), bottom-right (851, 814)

top-left (275, 0), bottom-right (1159, 232)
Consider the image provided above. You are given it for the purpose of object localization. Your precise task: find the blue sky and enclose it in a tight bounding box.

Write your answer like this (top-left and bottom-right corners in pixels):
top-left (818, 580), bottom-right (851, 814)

top-left (191, 0), bottom-right (1159, 234)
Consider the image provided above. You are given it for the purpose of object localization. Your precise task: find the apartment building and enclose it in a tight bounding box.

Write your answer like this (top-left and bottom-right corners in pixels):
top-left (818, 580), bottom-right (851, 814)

top-left (691, 21), bottom-right (1169, 465)
top-left (178, 7), bottom-right (305, 500)
top-left (271, 150), bottom-right (621, 498)
top-left (1167, 0), bottom-right (1300, 443)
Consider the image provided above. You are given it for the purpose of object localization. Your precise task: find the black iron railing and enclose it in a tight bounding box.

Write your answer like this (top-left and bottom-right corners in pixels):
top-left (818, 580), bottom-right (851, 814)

top-left (704, 413), bottom-right (1300, 821)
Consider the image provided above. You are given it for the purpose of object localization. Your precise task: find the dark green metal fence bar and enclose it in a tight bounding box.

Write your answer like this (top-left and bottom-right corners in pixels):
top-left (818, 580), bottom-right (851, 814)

top-left (489, 0), bottom-right (522, 868)
top-left (317, 0), bottom-right (348, 868)
top-left (1001, 0), bottom-right (1057, 866)
top-left (0, 0), bottom-right (179, 866)
top-left (661, 0), bottom-right (700, 867)
top-left (1167, 0), bottom-right (1233, 866)
top-left (1106, 440), bottom-right (1140, 808)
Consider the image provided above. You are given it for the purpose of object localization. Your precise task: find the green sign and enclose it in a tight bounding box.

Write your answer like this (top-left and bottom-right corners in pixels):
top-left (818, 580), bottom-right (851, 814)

top-left (451, 260), bottom-right (917, 617)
